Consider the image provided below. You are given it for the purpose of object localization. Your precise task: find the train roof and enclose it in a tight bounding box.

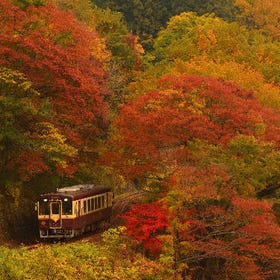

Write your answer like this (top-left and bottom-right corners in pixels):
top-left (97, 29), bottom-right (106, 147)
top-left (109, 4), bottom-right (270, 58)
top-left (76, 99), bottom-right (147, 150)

top-left (39, 184), bottom-right (112, 200)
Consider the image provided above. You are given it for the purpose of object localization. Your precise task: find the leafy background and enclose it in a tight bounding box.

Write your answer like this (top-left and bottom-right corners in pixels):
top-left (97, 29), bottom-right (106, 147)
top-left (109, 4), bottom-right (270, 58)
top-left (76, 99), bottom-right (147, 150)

top-left (0, 0), bottom-right (279, 279)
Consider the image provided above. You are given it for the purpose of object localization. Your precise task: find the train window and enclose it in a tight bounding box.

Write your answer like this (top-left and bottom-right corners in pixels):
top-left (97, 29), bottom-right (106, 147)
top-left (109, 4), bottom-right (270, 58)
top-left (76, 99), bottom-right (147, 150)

top-left (39, 199), bottom-right (50, 215)
top-left (87, 199), bottom-right (90, 212)
top-left (78, 201), bottom-right (81, 215)
top-left (62, 197), bottom-right (72, 215)
top-left (83, 201), bottom-right (86, 214)
top-left (51, 203), bottom-right (59, 214)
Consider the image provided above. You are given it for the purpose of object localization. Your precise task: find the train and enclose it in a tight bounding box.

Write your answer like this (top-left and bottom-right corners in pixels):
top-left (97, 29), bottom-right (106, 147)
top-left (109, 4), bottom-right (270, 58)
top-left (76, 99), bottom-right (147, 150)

top-left (35, 184), bottom-right (114, 239)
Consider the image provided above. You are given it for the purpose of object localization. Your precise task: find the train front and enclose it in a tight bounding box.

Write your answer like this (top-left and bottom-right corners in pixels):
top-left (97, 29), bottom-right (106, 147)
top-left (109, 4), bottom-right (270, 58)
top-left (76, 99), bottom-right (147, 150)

top-left (36, 193), bottom-right (74, 239)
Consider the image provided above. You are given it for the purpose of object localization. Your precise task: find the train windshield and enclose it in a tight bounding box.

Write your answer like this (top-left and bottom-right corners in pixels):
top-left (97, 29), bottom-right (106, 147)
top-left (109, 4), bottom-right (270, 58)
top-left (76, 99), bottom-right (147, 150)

top-left (62, 197), bottom-right (72, 215)
top-left (51, 202), bottom-right (60, 214)
top-left (39, 198), bottom-right (50, 215)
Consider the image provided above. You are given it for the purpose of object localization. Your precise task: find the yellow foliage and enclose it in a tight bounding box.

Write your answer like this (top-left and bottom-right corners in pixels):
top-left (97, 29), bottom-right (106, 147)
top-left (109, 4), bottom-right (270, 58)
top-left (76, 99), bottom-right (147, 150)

top-left (171, 59), bottom-right (280, 109)
top-left (30, 122), bottom-right (77, 166)
top-left (89, 36), bottom-right (111, 63)
top-left (235, 0), bottom-right (280, 39)
top-left (197, 27), bottom-right (217, 52)
top-left (0, 67), bottom-right (39, 96)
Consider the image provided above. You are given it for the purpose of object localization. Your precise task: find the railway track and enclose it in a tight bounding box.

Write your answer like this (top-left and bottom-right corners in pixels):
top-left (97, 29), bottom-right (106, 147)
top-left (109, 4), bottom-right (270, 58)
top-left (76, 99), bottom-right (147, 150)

top-left (111, 191), bottom-right (144, 219)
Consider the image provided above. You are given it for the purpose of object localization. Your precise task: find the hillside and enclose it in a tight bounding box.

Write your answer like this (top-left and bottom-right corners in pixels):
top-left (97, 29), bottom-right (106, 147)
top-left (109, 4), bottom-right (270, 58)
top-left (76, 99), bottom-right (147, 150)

top-left (0, 0), bottom-right (280, 279)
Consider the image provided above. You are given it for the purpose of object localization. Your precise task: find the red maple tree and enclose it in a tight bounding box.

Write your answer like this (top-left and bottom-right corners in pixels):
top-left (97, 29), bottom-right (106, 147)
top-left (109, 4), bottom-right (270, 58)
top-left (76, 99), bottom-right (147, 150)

top-left (122, 192), bottom-right (280, 279)
top-left (106, 75), bottom-right (280, 179)
top-left (0, 0), bottom-right (110, 145)
top-left (0, 0), bottom-right (111, 179)
top-left (120, 201), bottom-right (169, 256)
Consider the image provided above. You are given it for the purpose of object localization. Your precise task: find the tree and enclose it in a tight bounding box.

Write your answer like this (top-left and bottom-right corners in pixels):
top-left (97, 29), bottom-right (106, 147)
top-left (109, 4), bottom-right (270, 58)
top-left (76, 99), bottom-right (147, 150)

top-left (0, 67), bottom-right (78, 237)
top-left (0, 67), bottom-right (76, 187)
top-left (90, 6), bottom-right (144, 108)
top-left (152, 12), bottom-right (280, 83)
top-left (54, 0), bottom-right (144, 109)
top-left (169, 59), bottom-right (280, 110)
top-left (183, 192), bottom-right (280, 280)
top-left (122, 190), bottom-right (280, 279)
top-left (130, 13), bottom-right (280, 111)
top-left (92, 0), bottom-right (240, 49)
top-left (92, 0), bottom-right (171, 49)
top-left (223, 136), bottom-right (280, 196)
top-left (0, 0), bottom-right (110, 147)
top-left (169, 0), bottom-right (239, 22)
top-left (0, 0), bottom-right (111, 237)
top-left (121, 201), bottom-right (169, 256)
top-left (235, 0), bottom-right (280, 40)
top-left (0, 0), bottom-right (113, 181)
top-left (106, 75), bottom-right (280, 180)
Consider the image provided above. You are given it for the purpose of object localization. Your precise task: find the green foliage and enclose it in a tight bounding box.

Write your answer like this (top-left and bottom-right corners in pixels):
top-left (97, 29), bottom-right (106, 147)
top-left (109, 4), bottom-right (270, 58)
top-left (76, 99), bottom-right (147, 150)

top-left (92, 0), bottom-right (240, 49)
top-left (182, 137), bottom-right (280, 198)
top-left (0, 68), bottom-right (43, 180)
top-left (92, 0), bottom-right (169, 49)
top-left (152, 12), bottom-right (280, 83)
top-left (174, 0), bottom-right (239, 21)
top-left (13, 0), bottom-right (46, 9)
top-left (54, 0), bottom-right (96, 25)
top-left (0, 228), bottom-right (170, 279)
top-left (225, 136), bottom-right (280, 196)
top-left (91, 6), bottom-right (144, 108)
top-left (0, 67), bottom-right (77, 182)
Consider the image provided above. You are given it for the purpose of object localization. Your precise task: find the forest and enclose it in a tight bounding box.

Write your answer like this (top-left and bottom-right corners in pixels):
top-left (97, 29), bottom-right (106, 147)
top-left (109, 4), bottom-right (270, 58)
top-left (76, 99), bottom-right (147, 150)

top-left (0, 0), bottom-right (280, 279)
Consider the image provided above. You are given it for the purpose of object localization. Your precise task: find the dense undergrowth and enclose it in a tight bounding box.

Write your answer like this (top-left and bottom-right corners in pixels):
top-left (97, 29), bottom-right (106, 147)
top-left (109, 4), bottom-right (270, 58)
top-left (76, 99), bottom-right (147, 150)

top-left (0, 227), bottom-right (171, 280)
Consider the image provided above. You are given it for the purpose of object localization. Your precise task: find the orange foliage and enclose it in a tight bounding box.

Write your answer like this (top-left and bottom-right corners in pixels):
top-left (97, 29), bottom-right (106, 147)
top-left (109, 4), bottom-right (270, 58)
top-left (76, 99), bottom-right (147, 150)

top-left (235, 0), bottom-right (280, 39)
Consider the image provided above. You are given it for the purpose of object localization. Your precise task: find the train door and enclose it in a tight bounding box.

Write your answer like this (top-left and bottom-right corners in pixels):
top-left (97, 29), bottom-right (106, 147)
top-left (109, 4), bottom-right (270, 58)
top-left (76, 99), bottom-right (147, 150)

top-left (49, 201), bottom-right (62, 228)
